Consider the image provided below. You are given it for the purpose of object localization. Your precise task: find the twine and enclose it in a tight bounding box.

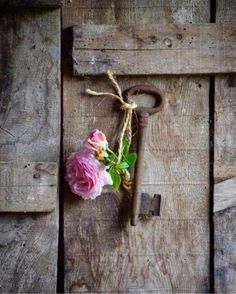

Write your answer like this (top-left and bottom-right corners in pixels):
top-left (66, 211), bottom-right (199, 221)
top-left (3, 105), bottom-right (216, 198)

top-left (86, 70), bottom-right (137, 164)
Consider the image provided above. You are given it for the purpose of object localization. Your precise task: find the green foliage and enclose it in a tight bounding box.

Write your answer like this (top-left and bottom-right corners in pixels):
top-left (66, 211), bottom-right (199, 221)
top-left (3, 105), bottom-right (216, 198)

top-left (106, 136), bottom-right (137, 191)
top-left (123, 153), bottom-right (137, 167)
top-left (116, 162), bottom-right (129, 169)
top-left (110, 169), bottom-right (121, 191)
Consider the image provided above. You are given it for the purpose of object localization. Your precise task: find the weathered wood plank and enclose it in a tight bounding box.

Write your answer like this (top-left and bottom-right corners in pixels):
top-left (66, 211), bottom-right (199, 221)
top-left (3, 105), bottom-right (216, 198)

top-left (0, 161), bottom-right (58, 212)
top-left (73, 23), bottom-right (236, 50)
top-left (0, 212), bottom-right (59, 293)
top-left (214, 206), bottom-right (236, 294)
top-left (214, 177), bottom-right (236, 213)
top-left (214, 1), bottom-right (236, 292)
top-left (214, 76), bottom-right (236, 183)
top-left (0, 0), bottom-right (62, 8)
top-left (63, 0), bottom-right (210, 292)
top-left (0, 11), bottom-right (61, 162)
top-left (73, 23), bottom-right (236, 75)
top-left (0, 9), bottom-right (60, 293)
top-left (67, 254), bottom-right (209, 292)
top-left (63, 76), bottom-right (210, 289)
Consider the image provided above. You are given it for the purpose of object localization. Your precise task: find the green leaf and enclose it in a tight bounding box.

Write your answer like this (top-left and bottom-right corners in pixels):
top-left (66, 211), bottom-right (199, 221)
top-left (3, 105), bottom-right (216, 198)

top-left (122, 137), bottom-right (129, 157)
top-left (110, 169), bottom-right (121, 191)
top-left (125, 153), bottom-right (137, 167)
top-left (116, 161), bottom-right (129, 169)
top-left (106, 153), bottom-right (116, 166)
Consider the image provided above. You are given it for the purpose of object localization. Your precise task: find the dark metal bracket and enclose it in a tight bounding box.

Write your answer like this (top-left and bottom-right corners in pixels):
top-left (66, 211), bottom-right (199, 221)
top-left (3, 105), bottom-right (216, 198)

top-left (139, 193), bottom-right (161, 219)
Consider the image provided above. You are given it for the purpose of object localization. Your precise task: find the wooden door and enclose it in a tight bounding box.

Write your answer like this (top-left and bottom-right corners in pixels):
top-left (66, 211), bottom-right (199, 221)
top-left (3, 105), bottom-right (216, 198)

top-left (0, 0), bottom-right (236, 293)
top-left (63, 1), bottom-right (211, 292)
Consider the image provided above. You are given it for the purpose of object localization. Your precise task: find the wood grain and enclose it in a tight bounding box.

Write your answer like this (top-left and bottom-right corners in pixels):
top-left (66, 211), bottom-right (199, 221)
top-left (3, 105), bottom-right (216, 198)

top-left (63, 0), bottom-right (210, 292)
top-left (0, 9), bottom-right (60, 293)
top-left (214, 76), bottom-right (236, 183)
top-left (214, 177), bottom-right (236, 213)
top-left (0, 161), bottom-right (58, 212)
top-left (0, 212), bottom-right (59, 293)
top-left (73, 23), bottom-right (236, 75)
top-left (214, 206), bottom-right (236, 294)
top-left (214, 1), bottom-right (236, 292)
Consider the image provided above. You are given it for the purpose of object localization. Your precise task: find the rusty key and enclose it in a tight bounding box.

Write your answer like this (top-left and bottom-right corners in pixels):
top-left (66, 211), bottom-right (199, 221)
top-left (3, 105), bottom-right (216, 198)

top-left (123, 85), bottom-right (164, 226)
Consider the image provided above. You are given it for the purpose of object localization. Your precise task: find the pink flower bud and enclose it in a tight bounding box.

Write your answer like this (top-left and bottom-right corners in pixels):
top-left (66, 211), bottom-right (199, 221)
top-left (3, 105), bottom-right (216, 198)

top-left (84, 129), bottom-right (108, 153)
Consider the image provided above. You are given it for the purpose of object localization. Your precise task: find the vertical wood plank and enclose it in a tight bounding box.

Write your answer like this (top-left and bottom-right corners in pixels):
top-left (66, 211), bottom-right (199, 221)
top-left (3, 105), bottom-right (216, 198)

top-left (63, 0), bottom-right (210, 292)
top-left (0, 9), bottom-right (60, 293)
top-left (214, 1), bottom-right (236, 292)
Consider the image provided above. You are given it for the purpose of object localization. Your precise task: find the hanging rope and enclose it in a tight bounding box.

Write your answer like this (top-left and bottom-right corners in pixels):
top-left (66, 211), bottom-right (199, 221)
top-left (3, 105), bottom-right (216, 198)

top-left (85, 70), bottom-right (137, 164)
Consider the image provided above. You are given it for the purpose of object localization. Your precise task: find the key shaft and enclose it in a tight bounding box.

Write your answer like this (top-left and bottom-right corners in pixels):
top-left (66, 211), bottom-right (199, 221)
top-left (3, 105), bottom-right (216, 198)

top-left (131, 111), bottom-right (149, 226)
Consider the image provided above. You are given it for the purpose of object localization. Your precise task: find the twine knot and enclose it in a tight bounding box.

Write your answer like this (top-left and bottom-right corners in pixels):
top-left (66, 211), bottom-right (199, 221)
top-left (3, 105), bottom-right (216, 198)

top-left (120, 100), bottom-right (137, 111)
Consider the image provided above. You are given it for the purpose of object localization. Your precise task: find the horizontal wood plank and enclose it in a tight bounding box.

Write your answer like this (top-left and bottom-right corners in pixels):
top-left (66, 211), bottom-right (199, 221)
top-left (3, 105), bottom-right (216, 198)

top-left (73, 23), bottom-right (236, 75)
top-left (0, 161), bottom-right (58, 212)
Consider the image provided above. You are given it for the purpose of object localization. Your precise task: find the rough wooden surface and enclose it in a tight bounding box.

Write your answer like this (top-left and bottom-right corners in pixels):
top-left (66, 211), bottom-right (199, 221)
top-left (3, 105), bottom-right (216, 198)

top-left (0, 9), bottom-right (60, 293)
top-left (214, 177), bottom-right (236, 213)
top-left (214, 206), bottom-right (236, 294)
top-left (0, 0), bottom-right (62, 8)
top-left (63, 0), bottom-right (210, 292)
top-left (214, 1), bottom-right (236, 292)
top-left (214, 75), bottom-right (236, 183)
top-left (73, 23), bottom-right (236, 75)
top-left (0, 161), bottom-right (58, 212)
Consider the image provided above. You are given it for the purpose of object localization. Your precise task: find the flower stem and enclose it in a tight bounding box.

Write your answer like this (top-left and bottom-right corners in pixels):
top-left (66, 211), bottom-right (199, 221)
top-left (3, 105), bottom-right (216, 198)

top-left (107, 147), bottom-right (117, 158)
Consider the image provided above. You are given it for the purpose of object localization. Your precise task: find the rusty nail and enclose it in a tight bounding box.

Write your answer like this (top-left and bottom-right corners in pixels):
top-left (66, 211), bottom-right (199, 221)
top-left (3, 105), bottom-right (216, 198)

top-left (33, 173), bottom-right (40, 179)
top-left (163, 38), bottom-right (172, 47)
top-left (176, 34), bottom-right (183, 40)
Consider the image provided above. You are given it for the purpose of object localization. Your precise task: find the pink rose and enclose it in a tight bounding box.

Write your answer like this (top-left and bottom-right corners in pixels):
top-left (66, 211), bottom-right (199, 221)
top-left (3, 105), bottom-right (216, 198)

top-left (65, 150), bottom-right (112, 199)
top-left (84, 129), bottom-right (108, 152)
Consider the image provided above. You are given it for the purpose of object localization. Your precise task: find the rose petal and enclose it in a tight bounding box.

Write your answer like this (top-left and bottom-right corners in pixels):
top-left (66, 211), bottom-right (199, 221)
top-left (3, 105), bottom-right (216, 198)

top-left (102, 170), bottom-right (113, 186)
top-left (65, 149), bottom-right (112, 200)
